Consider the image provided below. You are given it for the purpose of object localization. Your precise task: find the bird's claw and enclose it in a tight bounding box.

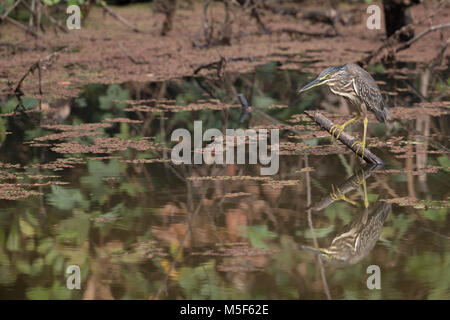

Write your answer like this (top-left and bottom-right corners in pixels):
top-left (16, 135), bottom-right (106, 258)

top-left (330, 185), bottom-right (358, 206)
top-left (329, 124), bottom-right (345, 140)
top-left (351, 140), bottom-right (366, 159)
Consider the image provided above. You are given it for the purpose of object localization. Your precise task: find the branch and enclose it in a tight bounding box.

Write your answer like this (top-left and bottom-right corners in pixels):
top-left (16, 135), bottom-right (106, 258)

top-left (13, 46), bottom-right (69, 113)
top-left (359, 0), bottom-right (447, 66)
top-left (40, 0), bottom-right (68, 34)
top-left (101, 2), bottom-right (141, 33)
top-left (312, 163), bottom-right (382, 211)
top-left (1, 15), bottom-right (39, 38)
top-left (396, 23), bottom-right (450, 53)
top-left (304, 110), bottom-right (384, 165)
top-left (1, 0), bottom-right (21, 20)
top-left (118, 42), bottom-right (146, 65)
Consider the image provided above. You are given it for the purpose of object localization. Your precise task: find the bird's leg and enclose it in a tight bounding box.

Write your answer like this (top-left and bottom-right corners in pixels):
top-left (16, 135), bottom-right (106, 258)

top-left (351, 116), bottom-right (368, 159)
top-left (362, 172), bottom-right (369, 208)
top-left (330, 184), bottom-right (358, 206)
top-left (330, 112), bottom-right (360, 140)
top-left (352, 169), bottom-right (369, 208)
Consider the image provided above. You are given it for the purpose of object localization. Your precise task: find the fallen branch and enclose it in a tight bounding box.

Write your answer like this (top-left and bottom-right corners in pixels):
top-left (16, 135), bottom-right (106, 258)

top-left (101, 2), bottom-right (141, 33)
top-left (276, 27), bottom-right (336, 38)
top-left (304, 110), bottom-right (384, 165)
top-left (13, 47), bottom-right (68, 113)
top-left (118, 42), bottom-right (146, 65)
top-left (0, 42), bottom-right (45, 52)
top-left (193, 56), bottom-right (226, 78)
top-left (1, 15), bottom-right (39, 38)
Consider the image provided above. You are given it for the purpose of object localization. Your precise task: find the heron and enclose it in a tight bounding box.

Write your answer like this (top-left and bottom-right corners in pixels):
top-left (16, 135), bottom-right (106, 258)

top-left (299, 63), bottom-right (390, 158)
top-left (302, 202), bottom-right (391, 265)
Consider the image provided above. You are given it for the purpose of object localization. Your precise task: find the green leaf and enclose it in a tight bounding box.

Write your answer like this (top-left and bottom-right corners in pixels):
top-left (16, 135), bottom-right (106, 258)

top-left (47, 185), bottom-right (89, 211)
top-left (26, 287), bottom-right (51, 300)
top-left (6, 224), bottom-right (20, 252)
top-left (19, 218), bottom-right (35, 238)
top-left (299, 225), bottom-right (335, 239)
top-left (240, 225), bottom-right (277, 250)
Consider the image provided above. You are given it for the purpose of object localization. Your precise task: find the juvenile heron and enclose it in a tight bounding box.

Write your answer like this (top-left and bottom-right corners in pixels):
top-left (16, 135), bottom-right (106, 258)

top-left (302, 202), bottom-right (391, 265)
top-left (299, 63), bottom-right (390, 158)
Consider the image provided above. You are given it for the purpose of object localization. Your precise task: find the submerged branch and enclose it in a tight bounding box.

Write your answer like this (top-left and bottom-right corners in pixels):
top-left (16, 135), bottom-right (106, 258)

top-left (304, 111), bottom-right (384, 165)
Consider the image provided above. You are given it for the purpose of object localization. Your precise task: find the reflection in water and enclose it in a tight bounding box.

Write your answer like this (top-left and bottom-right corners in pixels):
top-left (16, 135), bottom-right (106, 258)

top-left (303, 165), bottom-right (392, 266)
top-left (0, 62), bottom-right (448, 299)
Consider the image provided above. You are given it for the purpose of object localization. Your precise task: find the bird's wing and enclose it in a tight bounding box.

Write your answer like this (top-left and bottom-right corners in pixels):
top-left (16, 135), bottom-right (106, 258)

top-left (353, 75), bottom-right (389, 122)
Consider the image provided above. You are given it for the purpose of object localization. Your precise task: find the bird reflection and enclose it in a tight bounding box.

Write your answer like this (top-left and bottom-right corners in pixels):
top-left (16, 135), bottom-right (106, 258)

top-left (302, 164), bottom-right (391, 266)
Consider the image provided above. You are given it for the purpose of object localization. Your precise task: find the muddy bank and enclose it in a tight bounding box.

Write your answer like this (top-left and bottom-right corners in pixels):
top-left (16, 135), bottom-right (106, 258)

top-left (0, 1), bottom-right (449, 99)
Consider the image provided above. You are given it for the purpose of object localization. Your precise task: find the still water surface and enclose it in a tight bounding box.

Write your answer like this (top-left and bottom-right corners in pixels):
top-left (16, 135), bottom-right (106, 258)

top-left (0, 62), bottom-right (449, 299)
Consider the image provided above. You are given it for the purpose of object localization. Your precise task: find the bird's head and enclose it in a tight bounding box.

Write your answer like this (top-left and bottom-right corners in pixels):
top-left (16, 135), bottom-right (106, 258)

top-left (298, 65), bottom-right (345, 93)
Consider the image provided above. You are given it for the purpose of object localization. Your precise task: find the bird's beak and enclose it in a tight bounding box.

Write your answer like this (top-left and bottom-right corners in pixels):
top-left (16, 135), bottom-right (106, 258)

top-left (298, 78), bottom-right (324, 93)
top-left (301, 245), bottom-right (330, 260)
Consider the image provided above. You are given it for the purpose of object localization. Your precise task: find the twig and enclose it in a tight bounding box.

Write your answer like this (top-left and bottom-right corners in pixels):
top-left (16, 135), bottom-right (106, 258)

top-left (40, 0), bottom-right (68, 34)
top-left (304, 110), bottom-right (384, 165)
top-left (276, 27), bottom-right (336, 38)
top-left (1, 15), bottom-right (39, 38)
top-left (101, 2), bottom-right (141, 33)
top-left (13, 47), bottom-right (68, 113)
top-left (118, 42), bottom-right (145, 65)
top-left (395, 23), bottom-right (450, 53)
top-left (0, 42), bottom-right (45, 52)
top-left (1, 0), bottom-right (21, 20)
top-left (360, 1), bottom-right (447, 66)
top-left (237, 93), bottom-right (251, 123)
top-left (429, 37), bottom-right (450, 68)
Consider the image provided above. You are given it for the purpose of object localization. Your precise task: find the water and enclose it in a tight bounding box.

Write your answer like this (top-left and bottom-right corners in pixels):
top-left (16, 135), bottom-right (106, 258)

top-left (0, 62), bottom-right (449, 299)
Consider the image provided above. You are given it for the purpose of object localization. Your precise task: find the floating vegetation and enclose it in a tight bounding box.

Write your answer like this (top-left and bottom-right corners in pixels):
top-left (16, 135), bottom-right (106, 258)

top-left (381, 197), bottom-right (449, 209)
top-left (0, 170), bottom-right (16, 180)
top-left (51, 137), bottom-right (164, 154)
top-left (90, 216), bottom-right (122, 223)
top-left (32, 131), bottom-right (101, 142)
top-left (187, 176), bottom-right (273, 182)
top-left (262, 180), bottom-right (299, 190)
top-left (268, 104), bottom-right (288, 109)
top-left (103, 118), bottom-right (143, 124)
top-left (191, 245), bottom-right (273, 257)
top-left (121, 158), bottom-right (171, 164)
top-left (389, 105), bottom-right (450, 120)
top-left (27, 157), bottom-right (86, 171)
top-left (224, 192), bottom-right (251, 198)
top-left (124, 101), bottom-right (240, 113)
top-left (41, 123), bottom-right (112, 131)
top-left (102, 177), bottom-right (122, 182)
top-left (0, 183), bottom-right (41, 200)
top-left (295, 167), bottom-right (315, 173)
top-left (377, 165), bottom-right (444, 175)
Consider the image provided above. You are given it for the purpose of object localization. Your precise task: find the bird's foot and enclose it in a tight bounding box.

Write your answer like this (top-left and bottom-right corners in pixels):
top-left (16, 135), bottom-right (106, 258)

top-left (330, 185), bottom-right (358, 206)
top-left (329, 124), bottom-right (346, 140)
top-left (351, 171), bottom-right (369, 208)
top-left (351, 140), bottom-right (366, 159)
